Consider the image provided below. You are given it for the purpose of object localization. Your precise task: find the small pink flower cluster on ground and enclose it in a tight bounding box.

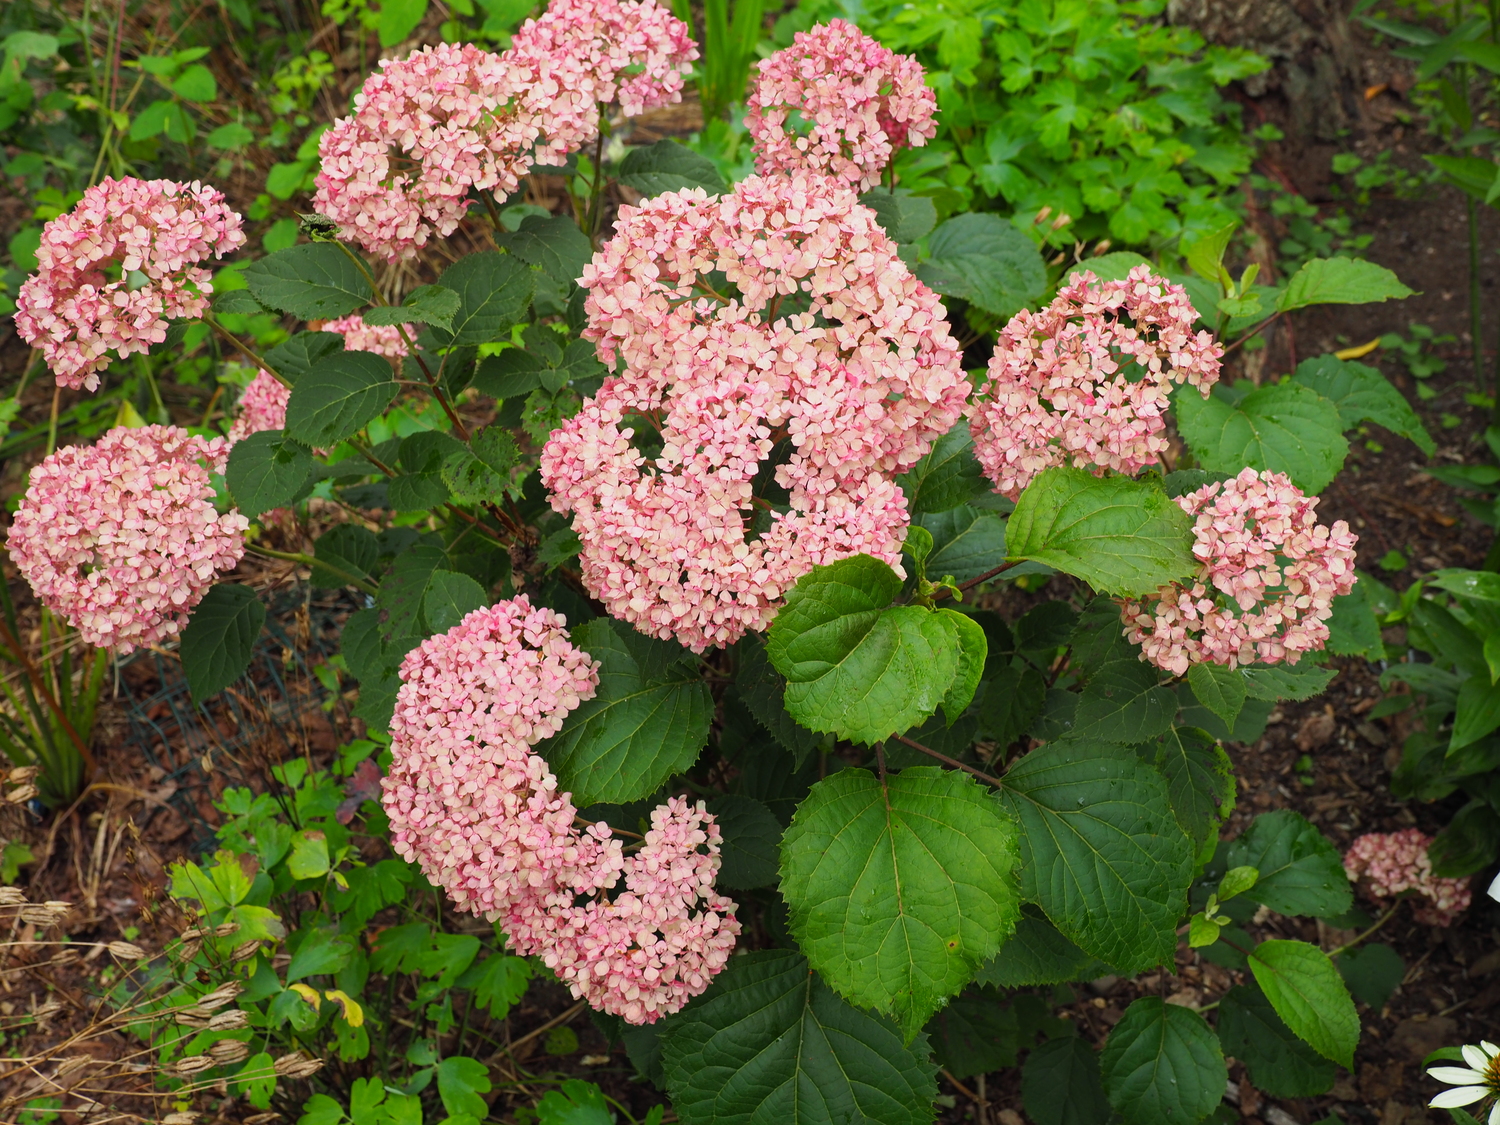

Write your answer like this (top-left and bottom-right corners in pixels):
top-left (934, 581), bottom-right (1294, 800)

top-left (320, 313), bottom-right (411, 360)
top-left (14, 178), bottom-right (246, 391)
top-left (1345, 829), bottom-right (1472, 926)
top-left (382, 598), bottom-right (738, 1023)
top-left (541, 173), bottom-right (967, 649)
top-left (969, 265), bottom-right (1223, 500)
top-left (746, 19), bottom-right (936, 190)
top-left (6, 425), bottom-right (248, 651)
top-left (1120, 468), bottom-right (1358, 674)
top-left (226, 371), bottom-right (290, 444)
top-left (315, 0), bottom-right (694, 260)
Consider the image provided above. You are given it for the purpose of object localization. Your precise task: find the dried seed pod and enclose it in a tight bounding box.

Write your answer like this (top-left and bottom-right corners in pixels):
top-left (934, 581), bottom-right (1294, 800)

top-left (231, 940), bottom-right (262, 962)
top-left (196, 981), bottom-right (243, 1010)
top-left (173, 939), bottom-right (202, 962)
top-left (172, 1054), bottom-right (216, 1076)
top-left (163, 1112), bottom-right (199, 1125)
top-left (272, 1051), bottom-right (323, 1078)
top-left (20, 901), bottom-right (70, 926)
top-left (208, 1009), bottom-right (248, 1030)
top-left (174, 1013), bottom-right (211, 1028)
top-left (6, 784), bottom-right (38, 805)
top-left (244, 1114), bottom-right (282, 1124)
top-left (209, 1039), bottom-right (250, 1064)
top-left (213, 922), bottom-right (240, 937)
top-left (55, 1056), bottom-right (94, 1081)
top-left (7, 765), bottom-right (39, 784)
top-left (0, 887), bottom-right (25, 905)
top-left (107, 940), bottom-right (147, 960)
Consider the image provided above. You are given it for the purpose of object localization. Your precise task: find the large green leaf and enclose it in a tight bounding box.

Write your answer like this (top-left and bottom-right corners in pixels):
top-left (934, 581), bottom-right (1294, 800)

top-left (916, 213), bottom-right (1047, 318)
top-left (1335, 942), bottom-right (1405, 1009)
top-left (925, 989), bottom-right (1022, 1079)
top-left (225, 430), bottom-right (313, 519)
top-left (659, 950), bottom-right (937, 1125)
top-left (1277, 257), bottom-right (1414, 311)
top-left (432, 251), bottom-right (534, 347)
top-left (1006, 468), bottom-right (1197, 597)
top-left (311, 524), bottom-right (379, 589)
top-left (618, 139), bottom-right (727, 196)
top-left (363, 285), bottom-right (459, 332)
top-left (1241, 662), bottom-right (1339, 702)
top-left (1216, 984), bottom-right (1336, 1098)
top-left (735, 638), bottom-right (823, 765)
top-left (180, 585), bottom-right (266, 703)
top-left (538, 618), bottom-right (712, 805)
top-left (1150, 726), bottom-right (1235, 848)
top-left (284, 351), bottom-right (399, 447)
top-left (1176, 380), bottom-right (1349, 493)
top-left (422, 570), bottom-right (487, 633)
top-left (1099, 998), bottom-right (1226, 1125)
top-left (1222, 809), bottom-right (1351, 918)
top-left (1451, 674), bottom-right (1500, 752)
top-left (1070, 658), bottom-right (1177, 744)
top-left (918, 506), bottom-right (1009, 585)
top-left (897, 421), bottom-right (989, 513)
top-left (262, 331), bottom-right (343, 384)
top-left (1186, 663), bottom-right (1246, 731)
top-left (1248, 939), bottom-right (1360, 1068)
top-left (1290, 355), bottom-right (1434, 455)
top-left (999, 741), bottom-right (1193, 972)
top-left (780, 767), bottom-right (1021, 1039)
top-left (860, 188), bottom-right (938, 245)
top-left (243, 243), bottom-right (374, 320)
top-left (705, 795), bottom-right (782, 890)
top-left (1021, 1036), bottom-right (1112, 1125)
top-left (974, 904), bottom-right (1116, 988)
top-left (495, 214), bottom-right (595, 291)
top-left (766, 555), bottom-right (959, 745)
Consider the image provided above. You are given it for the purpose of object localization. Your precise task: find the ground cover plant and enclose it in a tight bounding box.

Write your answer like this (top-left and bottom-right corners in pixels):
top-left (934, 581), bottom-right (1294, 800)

top-left (3, 2), bottom-right (1500, 1124)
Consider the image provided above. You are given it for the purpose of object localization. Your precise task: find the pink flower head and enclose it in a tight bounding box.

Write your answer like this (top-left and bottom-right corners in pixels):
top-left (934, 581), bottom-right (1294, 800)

top-left (540, 173), bottom-right (968, 650)
top-left (1120, 468), bottom-right (1358, 674)
top-left (381, 598), bottom-right (739, 1023)
top-left (226, 371), bottom-right (290, 444)
top-left (1344, 829), bottom-right (1472, 926)
top-left (746, 19), bottom-right (937, 191)
top-left (14, 178), bottom-right (246, 391)
top-left (6, 425), bottom-right (249, 652)
top-left (313, 43), bottom-right (546, 261)
top-left (320, 313), bottom-right (412, 360)
top-left (509, 0), bottom-right (696, 162)
top-left (969, 265), bottom-right (1223, 500)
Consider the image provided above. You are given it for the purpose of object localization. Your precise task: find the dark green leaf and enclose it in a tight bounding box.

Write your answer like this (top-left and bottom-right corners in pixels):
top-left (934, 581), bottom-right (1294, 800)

top-left (1335, 942), bottom-right (1405, 1009)
top-left (1217, 984), bottom-right (1336, 1098)
top-left (244, 243), bottom-right (374, 320)
top-left (975, 662), bottom-right (1045, 748)
top-left (1248, 939), bottom-right (1360, 1067)
top-left (925, 991), bottom-right (1021, 1079)
top-left (495, 214), bottom-right (594, 290)
top-left (659, 949), bottom-right (937, 1125)
top-left (618, 139), bottom-right (727, 196)
top-left (735, 639), bottom-right (823, 765)
top-left (1429, 798), bottom-right (1500, 876)
top-left (1187, 663), bottom-right (1246, 730)
top-left (1022, 1036), bottom-right (1112, 1125)
top-left (285, 351), bottom-right (399, 446)
top-left (1223, 810), bottom-right (1352, 918)
top-left (362, 284), bottom-right (459, 332)
top-left (387, 472), bottom-right (450, 511)
top-left (1291, 355), bottom-right (1434, 454)
top-left (1000, 741), bottom-right (1193, 972)
top-left (1327, 582), bottom-right (1386, 659)
top-left (974, 904), bottom-right (1116, 988)
top-left (458, 954), bottom-right (533, 1019)
top-left (706, 795), bottom-right (782, 890)
top-left (1070, 658), bottom-right (1176, 743)
top-left (919, 506), bottom-right (1009, 585)
top-left (940, 608), bottom-right (987, 722)
top-left (1099, 998), bottom-right (1226, 1125)
top-left (376, 541), bottom-right (447, 648)
top-left (433, 251), bottom-right (534, 347)
top-left (1151, 726), bottom-right (1235, 847)
top-left (897, 421), bottom-right (989, 513)
top-left (435, 1056), bottom-right (490, 1120)
top-left (1176, 381), bottom-right (1349, 493)
top-left (262, 331), bottom-right (344, 384)
top-left (472, 348), bottom-right (544, 400)
top-left (287, 926), bottom-right (354, 982)
top-left (538, 618), bottom-right (712, 805)
top-left (423, 570), bottom-right (487, 633)
top-left (1242, 662), bottom-right (1339, 702)
top-left (860, 188), bottom-right (939, 245)
top-left (1277, 257), bottom-right (1414, 311)
top-left (225, 430), bottom-right (312, 519)
top-left (312, 525), bottom-right (378, 589)
top-left (180, 585), bottom-right (266, 703)
top-left (916, 213), bottom-right (1047, 318)
top-left (1006, 468), bottom-right (1198, 596)
top-left (780, 767), bottom-right (1022, 1039)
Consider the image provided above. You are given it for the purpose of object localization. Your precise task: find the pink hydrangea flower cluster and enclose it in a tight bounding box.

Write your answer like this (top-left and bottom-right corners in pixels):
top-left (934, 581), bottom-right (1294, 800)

top-left (1344, 829), bottom-right (1472, 926)
top-left (226, 371), bottom-right (290, 444)
top-left (320, 313), bottom-right (411, 359)
top-left (14, 178), bottom-right (246, 391)
top-left (314, 0), bottom-right (694, 260)
top-left (540, 173), bottom-right (968, 650)
top-left (969, 265), bottom-right (1224, 500)
top-left (6, 426), bottom-right (248, 652)
top-left (1120, 468), bottom-right (1358, 674)
top-left (381, 598), bottom-right (739, 1023)
top-left (746, 19), bottom-right (937, 191)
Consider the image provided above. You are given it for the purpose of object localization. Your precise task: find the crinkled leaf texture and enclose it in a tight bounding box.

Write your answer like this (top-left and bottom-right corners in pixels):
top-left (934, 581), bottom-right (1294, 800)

top-left (1099, 997), bottom-right (1226, 1125)
top-left (999, 740), bottom-right (1193, 973)
top-left (1217, 983), bottom-right (1337, 1098)
top-left (659, 949), bottom-right (938, 1125)
top-left (181, 584), bottom-right (266, 703)
top-left (1175, 380), bottom-right (1349, 494)
top-left (243, 243), bottom-right (373, 320)
top-left (780, 766), bottom-right (1022, 1040)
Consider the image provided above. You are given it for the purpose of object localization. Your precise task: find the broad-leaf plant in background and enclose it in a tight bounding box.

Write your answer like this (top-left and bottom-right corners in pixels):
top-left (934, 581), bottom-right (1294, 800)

top-left (0, 2), bottom-right (1472, 1123)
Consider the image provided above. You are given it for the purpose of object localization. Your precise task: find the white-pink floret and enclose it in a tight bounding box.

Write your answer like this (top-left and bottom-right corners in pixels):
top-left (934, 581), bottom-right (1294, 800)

top-left (381, 597), bottom-right (739, 1023)
top-left (969, 265), bottom-right (1223, 500)
top-left (6, 425), bottom-right (248, 652)
top-left (1344, 828), bottom-right (1471, 926)
top-left (226, 371), bottom-right (291, 444)
top-left (321, 313), bottom-right (412, 360)
top-left (1120, 468), bottom-right (1358, 674)
top-left (540, 173), bottom-right (969, 650)
top-left (14, 177), bottom-right (246, 390)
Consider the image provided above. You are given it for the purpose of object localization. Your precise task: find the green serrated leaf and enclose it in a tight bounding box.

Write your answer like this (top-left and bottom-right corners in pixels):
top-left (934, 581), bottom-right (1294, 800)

top-left (925, 989), bottom-right (1022, 1079)
top-left (1000, 741), bottom-right (1193, 972)
top-left (1176, 381), bottom-right (1349, 493)
top-left (1291, 355), bottom-right (1434, 455)
top-left (423, 570), bottom-right (487, 633)
top-left (1099, 998), bottom-right (1227, 1125)
top-left (1248, 939), bottom-right (1360, 1068)
top-left (1223, 809), bottom-right (1352, 918)
top-left (244, 243), bottom-right (374, 320)
top-left (780, 766), bottom-right (1022, 1040)
top-left (618, 139), bottom-right (727, 197)
top-left (431, 251), bottom-right (534, 347)
top-left (537, 618), bottom-right (712, 805)
top-left (180, 585), bottom-right (266, 702)
top-left (1187, 663), bottom-right (1247, 730)
top-left (263, 331), bottom-right (344, 384)
top-left (659, 949), bottom-right (938, 1125)
top-left (311, 524), bottom-right (378, 589)
top-left (918, 506), bottom-right (1009, 585)
top-left (496, 213), bottom-right (595, 293)
top-left (362, 285), bottom-right (459, 332)
top-left (859, 188), bottom-right (938, 244)
top-left (1071, 658), bottom-right (1177, 743)
top-left (897, 421), bottom-right (989, 514)
top-left (1277, 257), bottom-right (1414, 312)
top-left (1022, 1036), bottom-right (1112, 1125)
top-left (1151, 726), bottom-right (1235, 848)
top-left (916, 213), bottom-right (1047, 318)
top-left (285, 351), bottom-right (399, 446)
top-left (1217, 984), bottom-right (1337, 1098)
top-left (974, 904), bottom-right (1117, 988)
top-left (1006, 468), bottom-right (1197, 597)
top-left (1241, 661), bottom-right (1338, 702)
top-left (735, 638), bottom-right (823, 765)
top-left (705, 795), bottom-right (782, 890)
top-left (226, 430), bottom-right (313, 519)
top-left (1336, 942), bottom-right (1405, 1009)
top-left (939, 609), bottom-right (987, 722)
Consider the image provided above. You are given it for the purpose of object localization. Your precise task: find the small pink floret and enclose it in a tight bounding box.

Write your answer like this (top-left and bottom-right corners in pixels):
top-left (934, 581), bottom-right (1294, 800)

top-left (1344, 828), bottom-right (1471, 926)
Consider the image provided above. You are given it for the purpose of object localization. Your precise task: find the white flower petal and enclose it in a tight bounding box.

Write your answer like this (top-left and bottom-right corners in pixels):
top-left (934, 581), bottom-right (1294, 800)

top-left (1483, 1040), bottom-right (1500, 1059)
top-left (1430, 1067), bottom-right (1486, 1084)
top-left (1463, 1045), bottom-right (1490, 1071)
top-left (1432, 1087), bottom-right (1488, 1108)
top-left (1489, 1102), bottom-right (1500, 1125)
top-left (1488, 867), bottom-right (1499, 903)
